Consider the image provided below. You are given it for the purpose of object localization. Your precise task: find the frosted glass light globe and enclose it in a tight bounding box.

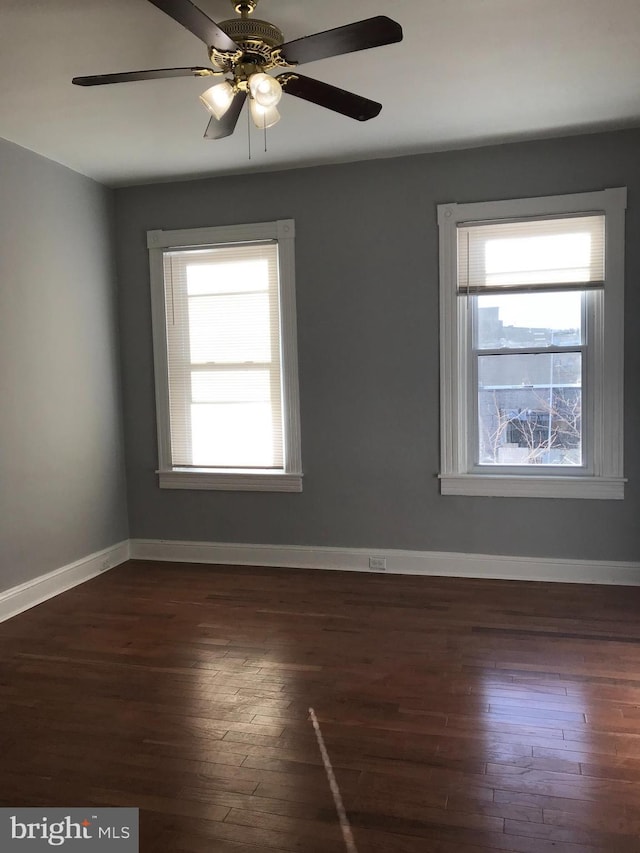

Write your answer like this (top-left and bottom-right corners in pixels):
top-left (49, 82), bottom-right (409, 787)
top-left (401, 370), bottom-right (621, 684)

top-left (248, 73), bottom-right (282, 108)
top-left (250, 99), bottom-right (281, 129)
top-left (199, 81), bottom-right (235, 119)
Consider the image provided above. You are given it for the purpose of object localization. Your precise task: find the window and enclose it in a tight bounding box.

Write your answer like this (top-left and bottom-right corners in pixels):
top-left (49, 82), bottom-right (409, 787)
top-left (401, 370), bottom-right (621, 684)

top-left (438, 188), bottom-right (626, 499)
top-left (148, 220), bottom-right (302, 491)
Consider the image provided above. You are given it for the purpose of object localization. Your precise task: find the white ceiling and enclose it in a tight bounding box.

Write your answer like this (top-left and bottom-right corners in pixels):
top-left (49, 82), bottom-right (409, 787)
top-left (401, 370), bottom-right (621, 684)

top-left (1, 0), bottom-right (640, 187)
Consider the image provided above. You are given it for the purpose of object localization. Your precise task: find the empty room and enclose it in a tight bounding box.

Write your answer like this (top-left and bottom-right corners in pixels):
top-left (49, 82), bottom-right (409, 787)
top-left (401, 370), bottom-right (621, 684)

top-left (1, 1), bottom-right (639, 851)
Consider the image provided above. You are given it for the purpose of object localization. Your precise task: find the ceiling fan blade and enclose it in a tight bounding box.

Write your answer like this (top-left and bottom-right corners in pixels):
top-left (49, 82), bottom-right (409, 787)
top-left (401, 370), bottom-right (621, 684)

top-left (147, 0), bottom-right (239, 52)
top-left (204, 91), bottom-right (247, 139)
top-left (72, 67), bottom-right (215, 86)
top-left (278, 74), bottom-right (381, 121)
top-left (278, 16), bottom-right (402, 66)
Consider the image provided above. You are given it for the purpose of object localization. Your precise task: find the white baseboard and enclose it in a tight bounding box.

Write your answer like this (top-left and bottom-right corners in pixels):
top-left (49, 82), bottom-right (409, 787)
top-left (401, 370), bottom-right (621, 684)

top-left (130, 539), bottom-right (640, 586)
top-left (0, 540), bottom-right (130, 624)
top-left (3, 538), bottom-right (636, 625)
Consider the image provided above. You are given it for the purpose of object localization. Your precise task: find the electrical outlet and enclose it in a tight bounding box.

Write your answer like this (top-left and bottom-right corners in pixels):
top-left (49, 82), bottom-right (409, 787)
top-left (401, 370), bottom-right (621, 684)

top-left (369, 556), bottom-right (387, 571)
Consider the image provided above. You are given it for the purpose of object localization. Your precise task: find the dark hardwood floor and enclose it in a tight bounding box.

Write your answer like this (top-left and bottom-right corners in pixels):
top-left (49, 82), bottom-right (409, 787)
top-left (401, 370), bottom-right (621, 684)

top-left (2, 560), bottom-right (640, 852)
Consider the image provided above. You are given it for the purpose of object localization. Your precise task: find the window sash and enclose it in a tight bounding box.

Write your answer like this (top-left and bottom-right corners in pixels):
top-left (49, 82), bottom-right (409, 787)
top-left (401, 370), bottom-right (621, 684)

top-left (163, 240), bottom-right (284, 471)
top-left (471, 351), bottom-right (588, 472)
top-left (467, 290), bottom-right (591, 474)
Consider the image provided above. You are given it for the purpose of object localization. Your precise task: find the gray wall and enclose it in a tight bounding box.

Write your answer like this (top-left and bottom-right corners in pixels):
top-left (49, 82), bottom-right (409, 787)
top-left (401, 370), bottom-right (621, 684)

top-left (115, 128), bottom-right (640, 562)
top-left (0, 138), bottom-right (128, 593)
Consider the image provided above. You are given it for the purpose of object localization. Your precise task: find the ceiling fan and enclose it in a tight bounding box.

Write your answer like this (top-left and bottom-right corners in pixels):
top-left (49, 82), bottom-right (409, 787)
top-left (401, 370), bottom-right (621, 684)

top-left (72, 0), bottom-right (403, 138)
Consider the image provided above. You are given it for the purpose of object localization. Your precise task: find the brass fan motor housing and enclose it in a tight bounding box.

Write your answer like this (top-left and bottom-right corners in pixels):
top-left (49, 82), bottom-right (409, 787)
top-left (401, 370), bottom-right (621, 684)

top-left (211, 17), bottom-right (289, 71)
top-left (218, 17), bottom-right (284, 49)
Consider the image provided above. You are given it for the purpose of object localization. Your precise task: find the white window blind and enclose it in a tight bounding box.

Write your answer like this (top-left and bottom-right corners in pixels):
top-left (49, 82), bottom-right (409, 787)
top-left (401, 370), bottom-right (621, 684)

top-left (162, 240), bottom-right (284, 470)
top-left (457, 214), bottom-right (605, 295)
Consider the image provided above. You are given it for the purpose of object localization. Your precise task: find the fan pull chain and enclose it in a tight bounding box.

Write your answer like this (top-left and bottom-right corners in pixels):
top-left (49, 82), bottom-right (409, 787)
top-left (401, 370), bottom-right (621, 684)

top-left (264, 116), bottom-right (268, 153)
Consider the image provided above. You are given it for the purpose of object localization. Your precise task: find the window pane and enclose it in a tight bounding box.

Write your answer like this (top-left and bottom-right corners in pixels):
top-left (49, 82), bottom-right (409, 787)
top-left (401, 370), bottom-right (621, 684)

top-left (189, 293), bottom-right (272, 363)
top-left (476, 292), bottom-right (583, 349)
top-left (191, 403), bottom-right (276, 467)
top-left (477, 352), bottom-right (582, 466)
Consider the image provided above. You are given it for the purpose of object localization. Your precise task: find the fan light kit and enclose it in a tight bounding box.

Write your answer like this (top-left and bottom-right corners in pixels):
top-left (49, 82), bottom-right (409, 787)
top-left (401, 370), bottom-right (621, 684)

top-left (72, 0), bottom-right (403, 141)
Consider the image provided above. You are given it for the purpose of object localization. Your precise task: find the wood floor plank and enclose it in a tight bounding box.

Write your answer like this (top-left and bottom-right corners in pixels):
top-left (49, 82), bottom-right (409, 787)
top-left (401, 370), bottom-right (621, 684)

top-left (2, 560), bottom-right (640, 851)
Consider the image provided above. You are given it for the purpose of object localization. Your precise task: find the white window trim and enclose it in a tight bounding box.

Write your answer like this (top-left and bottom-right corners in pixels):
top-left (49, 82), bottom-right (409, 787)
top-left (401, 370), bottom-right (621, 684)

top-left (437, 188), bottom-right (626, 499)
top-left (148, 219), bottom-right (303, 492)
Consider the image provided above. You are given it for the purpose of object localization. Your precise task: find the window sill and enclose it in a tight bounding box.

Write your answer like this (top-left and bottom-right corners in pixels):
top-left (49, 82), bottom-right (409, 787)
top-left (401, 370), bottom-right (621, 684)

top-left (158, 469), bottom-right (303, 492)
top-left (439, 474), bottom-right (625, 499)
